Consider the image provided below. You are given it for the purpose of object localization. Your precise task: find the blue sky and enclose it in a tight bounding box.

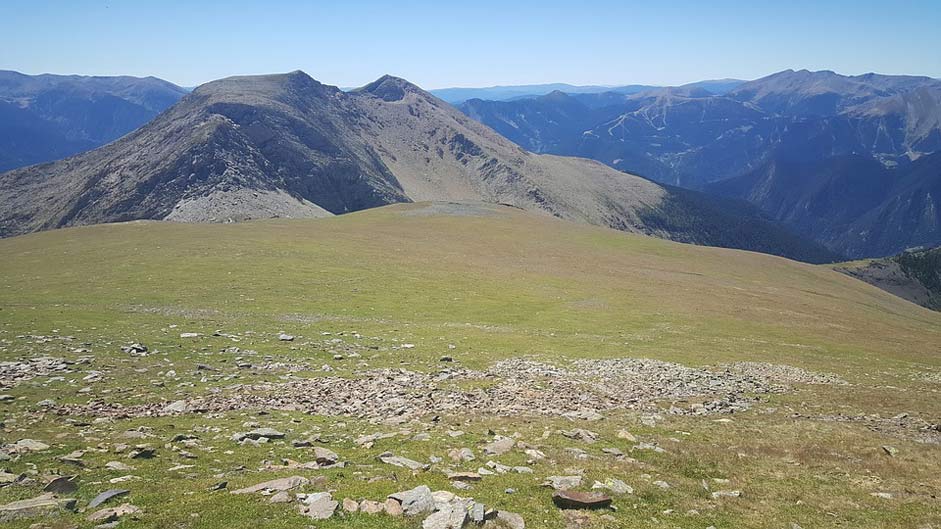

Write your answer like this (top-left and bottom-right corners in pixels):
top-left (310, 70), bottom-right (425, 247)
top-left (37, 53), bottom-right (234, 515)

top-left (2, 0), bottom-right (940, 89)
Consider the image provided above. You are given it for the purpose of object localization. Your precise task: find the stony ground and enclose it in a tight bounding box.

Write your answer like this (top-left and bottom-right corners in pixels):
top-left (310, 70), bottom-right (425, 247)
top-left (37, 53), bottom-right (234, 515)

top-left (1, 328), bottom-right (939, 529)
top-left (1, 206), bottom-right (940, 528)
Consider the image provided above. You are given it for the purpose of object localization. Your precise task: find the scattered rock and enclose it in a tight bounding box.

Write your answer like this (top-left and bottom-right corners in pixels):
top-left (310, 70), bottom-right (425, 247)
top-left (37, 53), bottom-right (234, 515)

top-left (360, 500), bottom-right (384, 514)
top-left (448, 447), bottom-right (475, 462)
top-left (86, 503), bottom-right (141, 523)
top-left (163, 400), bottom-right (188, 414)
top-left (268, 491), bottom-right (292, 503)
top-left (544, 475), bottom-right (582, 490)
top-left (552, 490), bottom-right (612, 510)
top-left (388, 485), bottom-right (435, 516)
top-left (882, 445), bottom-right (899, 457)
top-left (278, 333), bottom-right (295, 342)
top-left (121, 344), bottom-right (148, 355)
top-left (43, 475), bottom-right (78, 495)
top-left (483, 436), bottom-right (515, 456)
top-left (711, 490), bottom-right (742, 499)
top-left (447, 472), bottom-right (482, 482)
top-left (0, 493), bottom-right (77, 522)
top-left (379, 452), bottom-right (427, 471)
top-left (230, 475), bottom-right (309, 494)
top-left (13, 439), bottom-right (49, 452)
top-left (88, 489), bottom-right (131, 509)
top-left (616, 430), bottom-right (637, 442)
top-left (561, 428), bottom-right (598, 443)
top-left (313, 447), bottom-right (339, 466)
top-left (232, 427), bottom-right (285, 442)
top-left (300, 492), bottom-right (337, 520)
top-left (592, 479), bottom-right (633, 495)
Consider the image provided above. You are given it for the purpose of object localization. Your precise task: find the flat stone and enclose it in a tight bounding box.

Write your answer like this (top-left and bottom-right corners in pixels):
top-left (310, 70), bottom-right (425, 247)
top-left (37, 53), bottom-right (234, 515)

top-left (616, 430), bottom-right (637, 442)
top-left (388, 485), bottom-right (435, 516)
top-left (13, 439), bottom-right (49, 452)
top-left (43, 475), bottom-right (78, 494)
top-left (300, 492), bottom-right (337, 520)
top-left (230, 475), bottom-right (309, 494)
top-left (233, 427), bottom-right (285, 442)
top-left (0, 493), bottom-right (77, 522)
top-left (448, 447), bottom-right (475, 462)
top-left (313, 447), bottom-right (339, 465)
top-left (561, 428), bottom-right (598, 443)
top-left (592, 479), bottom-right (633, 495)
top-left (483, 436), bottom-right (515, 456)
top-left (711, 490), bottom-right (742, 499)
top-left (342, 498), bottom-right (359, 512)
top-left (0, 470), bottom-right (20, 485)
top-left (163, 400), bottom-right (187, 413)
top-left (278, 333), bottom-right (295, 341)
top-left (269, 491), bottom-right (292, 503)
top-left (422, 501), bottom-right (468, 529)
top-left (86, 503), bottom-right (140, 523)
top-left (379, 453), bottom-right (427, 471)
top-left (447, 472), bottom-right (482, 482)
top-left (544, 475), bottom-right (582, 490)
top-left (882, 445), bottom-right (899, 457)
top-left (88, 489), bottom-right (131, 509)
top-left (552, 490), bottom-right (612, 510)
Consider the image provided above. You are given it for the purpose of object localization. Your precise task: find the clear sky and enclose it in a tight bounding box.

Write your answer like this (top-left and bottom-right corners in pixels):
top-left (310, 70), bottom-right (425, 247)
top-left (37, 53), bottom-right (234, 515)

top-left (2, 0), bottom-right (940, 89)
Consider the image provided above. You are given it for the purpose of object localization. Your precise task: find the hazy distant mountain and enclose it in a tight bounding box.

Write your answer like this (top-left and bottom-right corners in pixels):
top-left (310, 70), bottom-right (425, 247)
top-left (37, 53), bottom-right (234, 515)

top-left (0, 70), bottom-right (835, 262)
top-left (0, 70), bottom-right (187, 172)
top-left (459, 70), bottom-right (941, 257)
top-left (429, 83), bottom-right (658, 104)
top-left (430, 78), bottom-right (746, 104)
top-left (728, 69), bottom-right (940, 117)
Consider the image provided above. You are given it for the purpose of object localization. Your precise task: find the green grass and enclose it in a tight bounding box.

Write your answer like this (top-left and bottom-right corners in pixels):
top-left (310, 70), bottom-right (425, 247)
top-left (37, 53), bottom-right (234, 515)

top-left (0, 202), bottom-right (939, 528)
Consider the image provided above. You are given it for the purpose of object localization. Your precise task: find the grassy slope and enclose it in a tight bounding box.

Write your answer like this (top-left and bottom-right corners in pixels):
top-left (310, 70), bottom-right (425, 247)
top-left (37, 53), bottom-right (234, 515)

top-left (0, 202), bottom-right (939, 529)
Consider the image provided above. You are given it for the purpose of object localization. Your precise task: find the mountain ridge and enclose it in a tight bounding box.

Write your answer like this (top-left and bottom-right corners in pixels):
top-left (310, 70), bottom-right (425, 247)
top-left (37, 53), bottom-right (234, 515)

top-left (0, 70), bottom-right (836, 262)
top-left (459, 69), bottom-right (941, 257)
top-left (0, 70), bottom-right (188, 172)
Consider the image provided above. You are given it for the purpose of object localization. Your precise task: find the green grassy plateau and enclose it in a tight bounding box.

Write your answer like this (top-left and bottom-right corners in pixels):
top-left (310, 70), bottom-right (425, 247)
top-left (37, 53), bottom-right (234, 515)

top-left (0, 202), bottom-right (939, 529)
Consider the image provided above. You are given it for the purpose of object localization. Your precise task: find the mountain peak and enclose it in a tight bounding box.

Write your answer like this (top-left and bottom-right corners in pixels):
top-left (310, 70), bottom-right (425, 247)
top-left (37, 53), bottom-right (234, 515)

top-left (356, 74), bottom-right (426, 101)
top-left (191, 70), bottom-right (338, 101)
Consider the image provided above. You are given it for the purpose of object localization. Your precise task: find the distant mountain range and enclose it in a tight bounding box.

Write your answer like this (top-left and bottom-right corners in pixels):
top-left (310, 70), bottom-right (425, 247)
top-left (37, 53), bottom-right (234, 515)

top-left (0, 70), bottom-right (187, 172)
top-left (0, 70), bottom-right (835, 262)
top-left (429, 79), bottom-right (744, 104)
top-left (459, 69), bottom-right (941, 257)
